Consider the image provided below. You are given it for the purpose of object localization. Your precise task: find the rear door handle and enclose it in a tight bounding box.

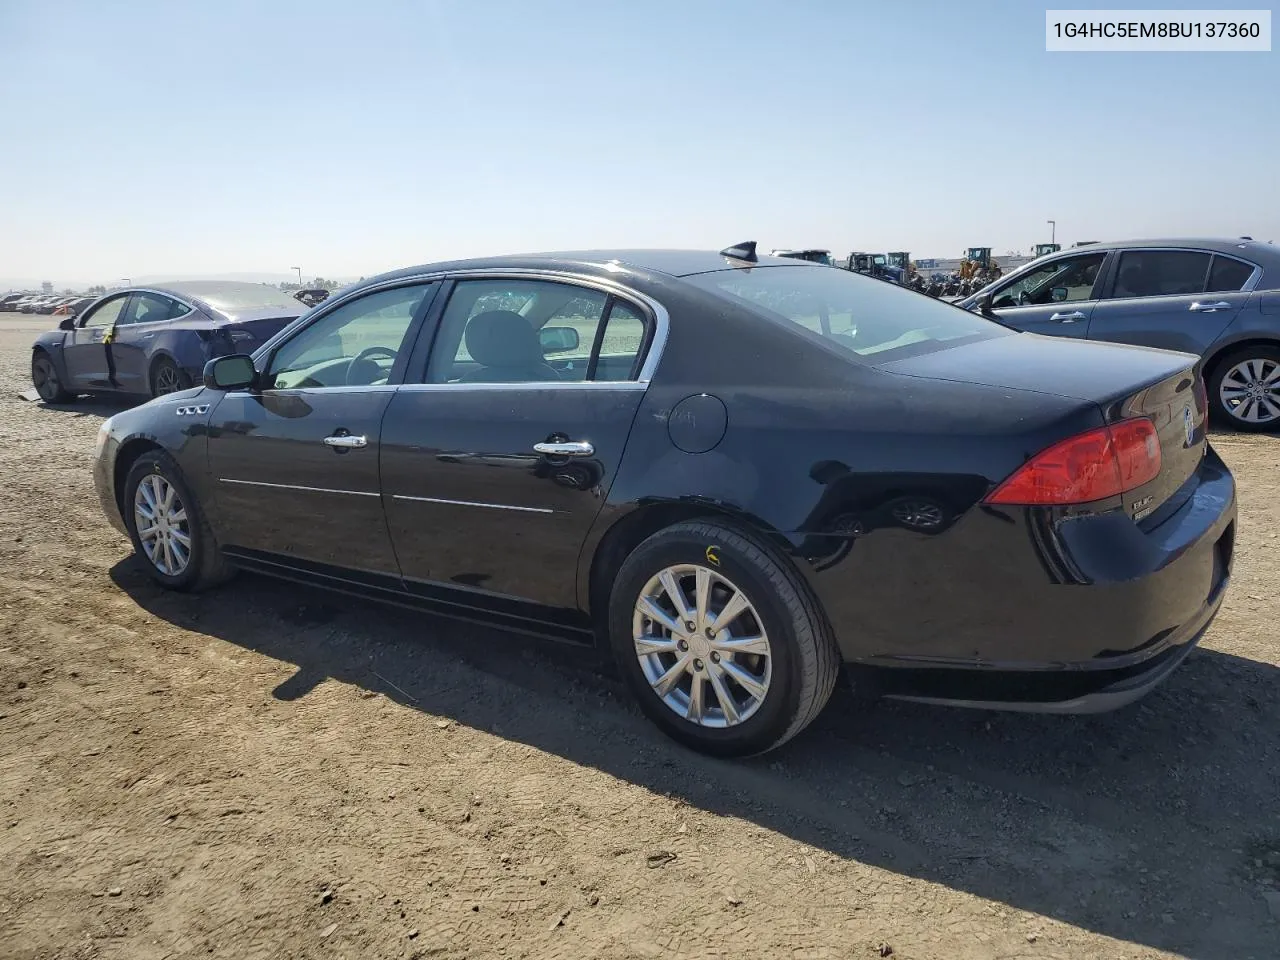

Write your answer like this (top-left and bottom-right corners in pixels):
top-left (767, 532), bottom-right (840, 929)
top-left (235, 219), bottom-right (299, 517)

top-left (1049, 311), bottom-right (1087, 323)
top-left (1190, 301), bottom-right (1231, 312)
top-left (323, 434), bottom-right (367, 449)
top-left (533, 440), bottom-right (594, 457)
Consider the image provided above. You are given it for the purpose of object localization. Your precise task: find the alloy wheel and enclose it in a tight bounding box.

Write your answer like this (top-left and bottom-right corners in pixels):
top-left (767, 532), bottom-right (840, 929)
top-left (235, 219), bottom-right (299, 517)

top-left (1219, 358), bottom-right (1280, 424)
top-left (32, 356), bottom-right (59, 401)
top-left (632, 564), bottom-right (772, 728)
top-left (133, 474), bottom-right (191, 576)
top-left (154, 363), bottom-right (181, 395)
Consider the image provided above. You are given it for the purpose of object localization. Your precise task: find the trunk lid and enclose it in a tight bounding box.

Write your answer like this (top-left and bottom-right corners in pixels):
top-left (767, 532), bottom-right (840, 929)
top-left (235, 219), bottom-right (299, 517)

top-left (878, 332), bottom-right (1205, 519)
top-left (216, 309), bottom-right (303, 354)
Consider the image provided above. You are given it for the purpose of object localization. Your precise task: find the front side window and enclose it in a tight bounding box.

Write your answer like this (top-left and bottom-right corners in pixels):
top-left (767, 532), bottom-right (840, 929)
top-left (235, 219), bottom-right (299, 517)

top-left (1111, 251), bottom-right (1211, 298)
top-left (990, 253), bottom-right (1106, 308)
top-left (266, 283), bottom-right (434, 389)
top-left (425, 279), bottom-right (648, 384)
top-left (686, 264), bottom-right (1006, 363)
top-left (79, 295), bottom-right (129, 329)
top-left (1207, 255), bottom-right (1254, 293)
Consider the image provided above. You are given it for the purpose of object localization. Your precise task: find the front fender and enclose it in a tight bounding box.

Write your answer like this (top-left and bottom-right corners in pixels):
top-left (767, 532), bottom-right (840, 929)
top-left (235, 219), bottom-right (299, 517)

top-left (31, 331), bottom-right (70, 380)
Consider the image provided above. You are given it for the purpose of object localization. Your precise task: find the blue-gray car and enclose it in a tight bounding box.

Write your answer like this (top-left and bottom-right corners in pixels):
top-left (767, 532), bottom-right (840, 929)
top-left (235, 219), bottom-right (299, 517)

top-left (30, 281), bottom-right (308, 403)
top-left (960, 238), bottom-right (1280, 430)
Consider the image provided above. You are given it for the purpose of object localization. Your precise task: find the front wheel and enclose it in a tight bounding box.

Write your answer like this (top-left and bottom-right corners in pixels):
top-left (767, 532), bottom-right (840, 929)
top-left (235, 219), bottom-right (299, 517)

top-left (1208, 346), bottom-right (1280, 432)
top-left (123, 450), bottom-right (232, 591)
top-left (31, 351), bottom-right (73, 403)
top-left (608, 520), bottom-right (840, 757)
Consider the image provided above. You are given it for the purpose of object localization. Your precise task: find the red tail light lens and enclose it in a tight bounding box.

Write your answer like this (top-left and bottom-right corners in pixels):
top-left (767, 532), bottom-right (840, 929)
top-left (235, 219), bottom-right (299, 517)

top-left (985, 417), bottom-right (1161, 506)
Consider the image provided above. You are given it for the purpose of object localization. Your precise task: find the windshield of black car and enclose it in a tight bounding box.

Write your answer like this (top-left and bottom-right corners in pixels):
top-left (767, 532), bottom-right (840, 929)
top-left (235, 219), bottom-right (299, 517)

top-left (686, 265), bottom-right (1009, 363)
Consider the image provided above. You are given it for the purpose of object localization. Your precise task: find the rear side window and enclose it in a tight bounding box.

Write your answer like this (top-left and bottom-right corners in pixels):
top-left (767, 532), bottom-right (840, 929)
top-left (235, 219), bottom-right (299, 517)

top-left (1112, 251), bottom-right (1211, 298)
top-left (685, 265), bottom-right (1006, 363)
top-left (424, 279), bottom-right (650, 384)
top-left (1207, 256), bottom-right (1254, 292)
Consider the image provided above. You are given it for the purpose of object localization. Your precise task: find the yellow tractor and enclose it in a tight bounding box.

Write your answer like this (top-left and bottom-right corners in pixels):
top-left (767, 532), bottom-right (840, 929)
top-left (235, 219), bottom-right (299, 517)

top-left (959, 247), bottom-right (1001, 282)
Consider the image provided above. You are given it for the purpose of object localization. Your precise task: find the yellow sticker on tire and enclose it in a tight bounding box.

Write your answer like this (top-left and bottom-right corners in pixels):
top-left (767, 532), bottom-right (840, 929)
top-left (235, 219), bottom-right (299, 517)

top-left (705, 546), bottom-right (720, 566)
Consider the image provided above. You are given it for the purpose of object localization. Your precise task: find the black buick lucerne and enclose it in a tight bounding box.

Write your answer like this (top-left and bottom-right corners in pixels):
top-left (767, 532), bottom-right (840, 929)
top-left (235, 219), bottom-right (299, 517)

top-left (91, 243), bottom-right (1235, 756)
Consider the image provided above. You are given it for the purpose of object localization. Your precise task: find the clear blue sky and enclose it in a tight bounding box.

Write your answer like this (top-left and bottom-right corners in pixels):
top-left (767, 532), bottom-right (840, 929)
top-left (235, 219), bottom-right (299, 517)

top-left (1, 0), bottom-right (1276, 286)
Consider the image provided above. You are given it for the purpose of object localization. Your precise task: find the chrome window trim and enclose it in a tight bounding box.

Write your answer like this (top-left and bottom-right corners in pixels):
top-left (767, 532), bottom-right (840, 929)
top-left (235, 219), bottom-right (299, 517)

top-left (398, 380), bottom-right (648, 394)
top-left (250, 268), bottom-right (671, 386)
top-left (391, 494), bottom-right (555, 514)
top-left (1103, 247), bottom-right (1263, 302)
top-left (219, 478), bottom-right (380, 498)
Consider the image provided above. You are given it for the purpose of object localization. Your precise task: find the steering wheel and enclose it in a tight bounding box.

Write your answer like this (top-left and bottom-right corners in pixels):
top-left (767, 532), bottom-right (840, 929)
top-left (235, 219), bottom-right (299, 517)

top-left (345, 345), bottom-right (398, 385)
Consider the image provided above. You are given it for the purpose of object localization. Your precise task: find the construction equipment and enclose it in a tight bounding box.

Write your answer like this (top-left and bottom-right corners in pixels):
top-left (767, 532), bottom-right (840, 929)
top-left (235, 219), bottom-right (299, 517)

top-left (959, 247), bottom-right (1001, 282)
top-left (846, 252), bottom-right (892, 279)
top-left (885, 252), bottom-right (913, 284)
top-left (1034, 243), bottom-right (1061, 257)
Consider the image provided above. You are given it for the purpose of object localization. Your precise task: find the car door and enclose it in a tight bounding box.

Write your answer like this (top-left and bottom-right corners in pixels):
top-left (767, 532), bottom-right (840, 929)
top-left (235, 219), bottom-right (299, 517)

top-left (110, 291), bottom-right (191, 393)
top-left (204, 280), bottom-right (439, 576)
top-left (1085, 248), bottom-right (1255, 356)
top-left (379, 276), bottom-right (654, 616)
top-left (983, 250), bottom-right (1110, 338)
top-left (62, 293), bottom-right (131, 389)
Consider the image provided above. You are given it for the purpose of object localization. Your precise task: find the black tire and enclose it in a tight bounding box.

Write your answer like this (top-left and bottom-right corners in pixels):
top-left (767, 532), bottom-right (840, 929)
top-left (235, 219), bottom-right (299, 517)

top-left (123, 450), bottom-right (233, 592)
top-left (31, 350), bottom-right (74, 403)
top-left (150, 356), bottom-right (192, 397)
top-left (607, 520), bottom-right (840, 757)
top-left (1207, 345), bottom-right (1280, 432)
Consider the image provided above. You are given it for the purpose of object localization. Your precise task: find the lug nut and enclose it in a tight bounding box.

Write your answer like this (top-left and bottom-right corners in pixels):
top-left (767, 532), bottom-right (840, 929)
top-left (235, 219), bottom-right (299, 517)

top-left (693, 658), bottom-right (704, 671)
top-left (711, 652), bottom-right (720, 663)
top-left (706, 629), bottom-right (716, 640)
top-left (686, 621), bottom-right (696, 632)
top-left (677, 639), bottom-right (688, 652)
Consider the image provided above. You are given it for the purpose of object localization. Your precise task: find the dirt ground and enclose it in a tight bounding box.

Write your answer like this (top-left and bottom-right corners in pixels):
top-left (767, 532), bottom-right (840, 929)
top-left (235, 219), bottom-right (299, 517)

top-left (1, 315), bottom-right (1278, 960)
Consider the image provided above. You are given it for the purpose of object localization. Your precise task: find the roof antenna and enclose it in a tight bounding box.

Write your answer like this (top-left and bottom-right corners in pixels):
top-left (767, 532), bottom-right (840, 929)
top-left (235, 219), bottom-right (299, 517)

top-left (1240, 235), bottom-right (1253, 240)
top-left (720, 240), bottom-right (758, 262)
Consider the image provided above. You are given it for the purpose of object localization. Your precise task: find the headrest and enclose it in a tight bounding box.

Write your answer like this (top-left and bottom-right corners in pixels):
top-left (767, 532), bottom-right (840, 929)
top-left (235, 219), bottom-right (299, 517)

top-left (464, 310), bottom-right (542, 368)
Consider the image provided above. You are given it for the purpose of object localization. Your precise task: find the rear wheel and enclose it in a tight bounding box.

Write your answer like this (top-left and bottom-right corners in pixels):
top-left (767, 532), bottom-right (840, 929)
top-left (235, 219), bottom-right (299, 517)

top-left (123, 450), bottom-right (232, 592)
top-left (1208, 346), bottom-right (1280, 431)
top-left (31, 351), bottom-right (73, 403)
top-left (150, 357), bottom-right (191, 397)
top-left (608, 520), bottom-right (840, 757)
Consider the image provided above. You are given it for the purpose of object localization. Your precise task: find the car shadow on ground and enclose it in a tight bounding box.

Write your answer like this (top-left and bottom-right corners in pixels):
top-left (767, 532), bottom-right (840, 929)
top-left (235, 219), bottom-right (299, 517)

top-left (23, 394), bottom-right (142, 418)
top-left (108, 560), bottom-right (1280, 958)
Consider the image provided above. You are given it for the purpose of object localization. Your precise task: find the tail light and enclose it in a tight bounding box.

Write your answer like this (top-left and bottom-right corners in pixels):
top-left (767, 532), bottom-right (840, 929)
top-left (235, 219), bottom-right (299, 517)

top-left (985, 417), bottom-right (1161, 506)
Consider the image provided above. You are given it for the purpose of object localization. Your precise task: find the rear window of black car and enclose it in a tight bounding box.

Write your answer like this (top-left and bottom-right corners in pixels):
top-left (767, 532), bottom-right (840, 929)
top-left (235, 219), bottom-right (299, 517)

top-left (686, 265), bottom-right (1008, 363)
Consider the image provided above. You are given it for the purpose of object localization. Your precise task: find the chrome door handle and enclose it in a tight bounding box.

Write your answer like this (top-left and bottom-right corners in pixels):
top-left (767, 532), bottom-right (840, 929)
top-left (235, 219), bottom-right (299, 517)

top-left (533, 440), bottom-right (594, 457)
top-left (1049, 311), bottom-right (1087, 323)
top-left (323, 434), bottom-right (367, 449)
top-left (1190, 301), bottom-right (1231, 312)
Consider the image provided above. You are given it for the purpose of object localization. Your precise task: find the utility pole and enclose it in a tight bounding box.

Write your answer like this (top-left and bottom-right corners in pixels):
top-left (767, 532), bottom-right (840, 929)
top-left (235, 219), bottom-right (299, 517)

top-left (292, 266), bottom-right (303, 287)
top-left (1047, 220), bottom-right (1056, 245)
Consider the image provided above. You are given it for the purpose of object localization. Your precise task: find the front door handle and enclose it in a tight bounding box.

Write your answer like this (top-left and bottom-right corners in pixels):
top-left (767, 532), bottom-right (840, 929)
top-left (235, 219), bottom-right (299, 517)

top-left (1049, 311), bottom-right (1087, 323)
top-left (1190, 301), bottom-right (1232, 313)
top-left (533, 440), bottom-right (594, 458)
top-left (323, 434), bottom-right (367, 449)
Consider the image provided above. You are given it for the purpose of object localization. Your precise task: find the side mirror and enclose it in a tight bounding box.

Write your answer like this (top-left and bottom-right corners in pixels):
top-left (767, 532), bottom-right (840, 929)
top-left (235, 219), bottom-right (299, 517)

top-left (1050, 286), bottom-right (1069, 302)
top-left (58, 317), bottom-right (75, 331)
top-left (977, 293), bottom-right (995, 315)
top-left (203, 354), bottom-right (257, 391)
top-left (539, 325), bottom-right (580, 354)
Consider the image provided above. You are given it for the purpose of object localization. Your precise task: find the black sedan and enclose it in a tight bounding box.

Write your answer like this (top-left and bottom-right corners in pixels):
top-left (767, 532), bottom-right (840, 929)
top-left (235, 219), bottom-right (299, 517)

top-left (90, 244), bottom-right (1236, 756)
top-left (31, 281), bottom-right (307, 403)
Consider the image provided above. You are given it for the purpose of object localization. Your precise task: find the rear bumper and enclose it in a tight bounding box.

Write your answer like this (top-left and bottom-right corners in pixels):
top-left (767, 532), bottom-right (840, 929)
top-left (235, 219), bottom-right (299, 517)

top-left (840, 446), bottom-right (1236, 713)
